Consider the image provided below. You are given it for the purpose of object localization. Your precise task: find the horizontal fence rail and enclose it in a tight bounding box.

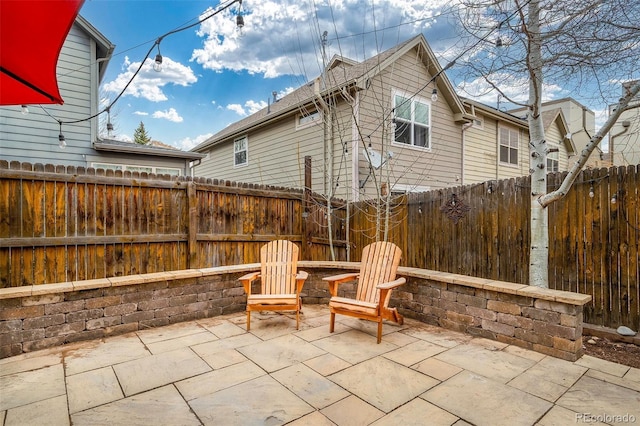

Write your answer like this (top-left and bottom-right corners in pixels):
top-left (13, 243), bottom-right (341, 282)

top-left (0, 160), bottom-right (637, 329)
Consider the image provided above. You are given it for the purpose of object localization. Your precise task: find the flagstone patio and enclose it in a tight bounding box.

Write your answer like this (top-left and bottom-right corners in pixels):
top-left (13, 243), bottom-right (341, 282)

top-left (1, 305), bottom-right (638, 425)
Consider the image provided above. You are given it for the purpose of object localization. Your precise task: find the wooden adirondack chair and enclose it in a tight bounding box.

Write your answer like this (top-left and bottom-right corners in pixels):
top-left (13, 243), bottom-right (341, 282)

top-left (239, 240), bottom-right (308, 331)
top-left (324, 241), bottom-right (405, 343)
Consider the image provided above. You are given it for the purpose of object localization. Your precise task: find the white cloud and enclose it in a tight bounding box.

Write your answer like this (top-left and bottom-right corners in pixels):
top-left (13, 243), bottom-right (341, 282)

top-left (191, 0), bottom-right (449, 80)
top-left (457, 74), bottom-right (563, 107)
top-left (175, 133), bottom-right (214, 151)
top-left (153, 108), bottom-right (183, 122)
top-left (102, 56), bottom-right (197, 102)
top-left (226, 99), bottom-right (269, 116)
top-left (133, 111), bottom-right (148, 116)
top-left (227, 103), bottom-right (246, 116)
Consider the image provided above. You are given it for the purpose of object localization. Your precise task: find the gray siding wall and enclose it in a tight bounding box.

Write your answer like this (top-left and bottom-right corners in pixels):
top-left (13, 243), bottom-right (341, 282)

top-left (0, 23), bottom-right (98, 167)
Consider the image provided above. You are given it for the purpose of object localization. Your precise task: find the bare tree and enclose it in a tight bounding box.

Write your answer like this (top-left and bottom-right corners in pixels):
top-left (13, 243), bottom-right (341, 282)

top-left (455, 0), bottom-right (640, 287)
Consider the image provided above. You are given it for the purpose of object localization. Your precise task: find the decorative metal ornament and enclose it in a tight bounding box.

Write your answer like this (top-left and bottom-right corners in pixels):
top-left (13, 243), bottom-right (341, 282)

top-left (440, 193), bottom-right (470, 224)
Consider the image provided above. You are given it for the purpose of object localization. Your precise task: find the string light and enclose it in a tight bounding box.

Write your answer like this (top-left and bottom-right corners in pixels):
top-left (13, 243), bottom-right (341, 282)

top-left (39, 0), bottom-right (244, 147)
top-left (588, 186), bottom-right (594, 198)
top-left (431, 88), bottom-right (438, 103)
top-left (611, 193), bottom-right (617, 204)
top-left (153, 43), bottom-right (163, 72)
top-left (58, 121), bottom-right (66, 149)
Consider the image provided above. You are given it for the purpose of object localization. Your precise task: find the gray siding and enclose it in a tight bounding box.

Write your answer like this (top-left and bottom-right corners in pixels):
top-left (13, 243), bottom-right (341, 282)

top-left (0, 24), bottom-right (97, 166)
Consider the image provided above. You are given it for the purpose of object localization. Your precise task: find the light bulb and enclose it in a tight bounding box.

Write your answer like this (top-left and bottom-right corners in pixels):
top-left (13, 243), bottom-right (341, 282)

top-left (153, 54), bottom-right (163, 72)
top-left (588, 187), bottom-right (594, 198)
top-left (431, 88), bottom-right (438, 102)
top-left (58, 133), bottom-right (66, 149)
top-left (496, 37), bottom-right (503, 47)
top-left (21, 105), bottom-right (29, 115)
top-left (611, 194), bottom-right (617, 204)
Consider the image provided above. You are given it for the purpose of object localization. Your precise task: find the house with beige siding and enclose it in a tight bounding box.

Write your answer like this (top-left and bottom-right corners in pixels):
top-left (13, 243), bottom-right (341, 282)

top-left (459, 100), bottom-right (575, 185)
top-left (191, 35), bottom-right (578, 196)
top-left (192, 35), bottom-right (474, 201)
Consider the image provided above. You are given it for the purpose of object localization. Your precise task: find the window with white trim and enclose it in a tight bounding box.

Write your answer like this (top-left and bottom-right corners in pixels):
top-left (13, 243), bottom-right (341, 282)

top-left (547, 144), bottom-right (560, 172)
top-left (297, 110), bottom-right (320, 128)
top-left (234, 136), bottom-right (248, 167)
top-left (499, 127), bottom-right (519, 165)
top-left (393, 92), bottom-right (431, 149)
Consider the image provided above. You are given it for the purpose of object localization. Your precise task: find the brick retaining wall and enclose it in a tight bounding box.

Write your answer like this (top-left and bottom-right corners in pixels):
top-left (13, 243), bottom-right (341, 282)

top-left (0, 262), bottom-right (590, 361)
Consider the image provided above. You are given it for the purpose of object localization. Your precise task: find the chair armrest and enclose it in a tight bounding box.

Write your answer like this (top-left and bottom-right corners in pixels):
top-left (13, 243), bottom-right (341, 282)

top-left (323, 272), bottom-right (359, 297)
top-left (238, 271), bottom-right (260, 295)
top-left (377, 277), bottom-right (406, 290)
top-left (377, 277), bottom-right (406, 309)
top-left (322, 272), bottom-right (359, 284)
top-left (296, 270), bottom-right (309, 294)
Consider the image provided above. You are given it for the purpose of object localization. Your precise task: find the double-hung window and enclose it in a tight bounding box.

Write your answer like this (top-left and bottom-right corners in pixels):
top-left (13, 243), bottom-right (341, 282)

top-left (393, 92), bottom-right (431, 149)
top-left (234, 136), bottom-right (248, 167)
top-left (547, 144), bottom-right (559, 172)
top-left (499, 127), bottom-right (519, 165)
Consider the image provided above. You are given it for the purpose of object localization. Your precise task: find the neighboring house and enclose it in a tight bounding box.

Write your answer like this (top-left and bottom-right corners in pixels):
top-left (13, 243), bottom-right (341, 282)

top-left (509, 98), bottom-right (598, 168)
top-left (192, 35), bottom-right (583, 197)
top-left (192, 35), bottom-right (474, 201)
top-left (0, 15), bottom-right (203, 175)
top-left (606, 80), bottom-right (640, 166)
top-left (461, 100), bottom-right (575, 185)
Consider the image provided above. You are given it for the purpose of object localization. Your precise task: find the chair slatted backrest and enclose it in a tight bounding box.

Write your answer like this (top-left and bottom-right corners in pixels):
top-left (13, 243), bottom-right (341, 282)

top-left (356, 241), bottom-right (402, 303)
top-left (260, 240), bottom-right (299, 295)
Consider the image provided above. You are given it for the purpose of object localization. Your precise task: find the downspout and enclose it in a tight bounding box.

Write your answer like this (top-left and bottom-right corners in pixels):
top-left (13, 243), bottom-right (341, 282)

top-left (461, 122), bottom-right (473, 185)
top-left (189, 158), bottom-right (202, 177)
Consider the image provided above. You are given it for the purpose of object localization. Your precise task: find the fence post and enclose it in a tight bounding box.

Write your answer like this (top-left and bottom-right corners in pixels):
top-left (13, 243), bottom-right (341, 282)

top-left (187, 181), bottom-right (198, 268)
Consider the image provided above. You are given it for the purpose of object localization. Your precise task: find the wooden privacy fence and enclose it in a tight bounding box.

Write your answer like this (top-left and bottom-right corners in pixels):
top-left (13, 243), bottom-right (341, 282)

top-left (0, 160), bottom-right (340, 287)
top-left (347, 165), bottom-right (639, 329)
top-left (1, 160), bottom-right (638, 329)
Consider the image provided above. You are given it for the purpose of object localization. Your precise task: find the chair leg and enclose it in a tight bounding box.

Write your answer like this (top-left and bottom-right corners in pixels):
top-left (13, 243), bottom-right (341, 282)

top-left (377, 320), bottom-right (382, 344)
top-left (329, 312), bottom-right (335, 333)
top-left (296, 309), bottom-right (300, 330)
top-left (246, 310), bottom-right (251, 331)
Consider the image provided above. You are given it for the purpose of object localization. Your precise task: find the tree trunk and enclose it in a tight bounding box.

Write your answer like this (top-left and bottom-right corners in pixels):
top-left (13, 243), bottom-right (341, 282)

top-left (527, 0), bottom-right (549, 288)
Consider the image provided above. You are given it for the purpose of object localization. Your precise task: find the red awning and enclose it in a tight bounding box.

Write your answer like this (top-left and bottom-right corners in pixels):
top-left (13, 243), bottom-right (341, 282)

top-left (0, 0), bottom-right (85, 105)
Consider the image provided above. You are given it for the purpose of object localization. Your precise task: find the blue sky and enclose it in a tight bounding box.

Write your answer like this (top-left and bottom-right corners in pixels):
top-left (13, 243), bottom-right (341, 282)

top-left (78, 0), bottom-right (620, 151)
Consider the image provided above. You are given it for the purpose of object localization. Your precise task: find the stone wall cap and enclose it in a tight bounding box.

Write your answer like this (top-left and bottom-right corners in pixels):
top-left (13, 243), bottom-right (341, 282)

top-left (0, 286), bottom-right (32, 299)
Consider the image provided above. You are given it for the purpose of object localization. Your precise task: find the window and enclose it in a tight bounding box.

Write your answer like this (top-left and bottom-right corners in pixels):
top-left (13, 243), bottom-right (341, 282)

top-left (472, 117), bottom-right (484, 129)
top-left (547, 145), bottom-right (559, 172)
top-left (393, 92), bottom-right (430, 149)
top-left (234, 136), bottom-right (248, 167)
top-left (91, 163), bottom-right (181, 176)
top-left (297, 110), bottom-right (320, 128)
top-left (499, 127), bottom-right (519, 165)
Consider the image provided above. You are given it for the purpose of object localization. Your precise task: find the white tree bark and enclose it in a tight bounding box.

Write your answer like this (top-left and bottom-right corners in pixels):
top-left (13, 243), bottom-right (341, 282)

top-left (526, 0), bottom-right (550, 287)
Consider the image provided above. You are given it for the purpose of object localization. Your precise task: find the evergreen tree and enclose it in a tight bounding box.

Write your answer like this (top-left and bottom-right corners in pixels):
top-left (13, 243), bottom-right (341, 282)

top-left (133, 122), bottom-right (151, 145)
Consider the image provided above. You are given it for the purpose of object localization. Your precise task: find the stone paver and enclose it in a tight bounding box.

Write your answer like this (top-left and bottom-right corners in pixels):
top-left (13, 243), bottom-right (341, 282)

top-left (330, 356), bottom-right (439, 413)
top-left (434, 343), bottom-right (537, 383)
top-left (189, 375), bottom-right (314, 425)
top-left (1, 305), bottom-right (638, 426)
top-left (321, 395), bottom-right (384, 426)
top-left (71, 385), bottom-right (200, 426)
top-left (237, 333), bottom-right (325, 372)
top-left (66, 366), bottom-right (123, 413)
top-left (4, 394), bottom-right (69, 426)
top-left (272, 363), bottom-right (350, 409)
top-left (113, 347), bottom-right (211, 396)
top-left (556, 375), bottom-right (640, 422)
top-left (0, 364), bottom-right (66, 411)
top-left (423, 371), bottom-right (553, 426)
top-left (371, 398), bottom-right (458, 426)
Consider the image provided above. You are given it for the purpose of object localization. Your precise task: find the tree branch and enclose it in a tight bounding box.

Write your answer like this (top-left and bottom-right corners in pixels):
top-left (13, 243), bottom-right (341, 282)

top-left (538, 81), bottom-right (640, 207)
